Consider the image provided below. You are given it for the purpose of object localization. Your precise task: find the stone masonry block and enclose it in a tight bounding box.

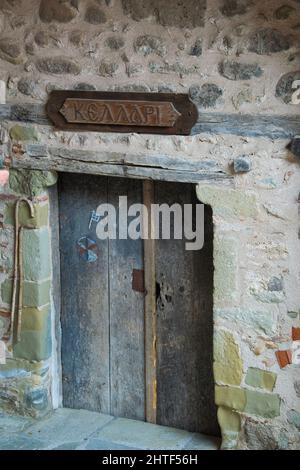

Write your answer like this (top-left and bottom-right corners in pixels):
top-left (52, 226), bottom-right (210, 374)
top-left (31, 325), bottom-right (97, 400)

top-left (217, 406), bottom-right (241, 432)
top-left (23, 280), bottom-right (51, 307)
top-left (216, 307), bottom-right (276, 335)
top-left (23, 228), bottom-right (51, 281)
top-left (245, 367), bottom-right (277, 391)
top-left (287, 410), bottom-right (300, 429)
top-left (4, 202), bottom-right (49, 228)
top-left (214, 329), bottom-right (243, 385)
top-left (19, 305), bottom-right (50, 333)
top-left (9, 169), bottom-right (57, 197)
top-left (245, 389), bottom-right (280, 418)
top-left (214, 236), bottom-right (238, 306)
top-left (215, 386), bottom-right (280, 419)
top-left (1, 279), bottom-right (51, 308)
top-left (196, 185), bottom-right (258, 219)
top-left (13, 308), bottom-right (51, 361)
top-left (215, 386), bottom-right (246, 412)
top-left (1, 278), bottom-right (12, 306)
top-left (9, 125), bottom-right (39, 142)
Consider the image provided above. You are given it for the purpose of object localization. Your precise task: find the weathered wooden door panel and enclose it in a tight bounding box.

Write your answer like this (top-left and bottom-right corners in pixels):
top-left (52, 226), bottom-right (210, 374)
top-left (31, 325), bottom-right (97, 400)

top-left (59, 173), bottom-right (110, 413)
top-left (59, 173), bottom-right (145, 420)
top-left (59, 173), bottom-right (217, 434)
top-left (154, 182), bottom-right (218, 435)
top-left (108, 177), bottom-right (145, 420)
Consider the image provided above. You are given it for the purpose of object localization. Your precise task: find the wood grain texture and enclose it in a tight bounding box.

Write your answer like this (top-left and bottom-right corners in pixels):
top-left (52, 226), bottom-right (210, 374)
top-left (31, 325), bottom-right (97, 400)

top-left (58, 174), bottom-right (219, 434)
top-left (154, 182), bottom-right (219, 435)
top-left (59, 174), bottom-right (146, 420)
top-left (11, 144), bottom-right (231, 185)
top-left (191, 112), bottom-right (300, 139)
top-left (1, 101), bottom-right (299, 138)
top-left (143, 181), bottom-right (157, 424)
top-left (108, 177), bottom-right (145, 420)
top-left (48, 184), bottom-right (63, 404)
top-left (59, 173), bottom-right (110, 414)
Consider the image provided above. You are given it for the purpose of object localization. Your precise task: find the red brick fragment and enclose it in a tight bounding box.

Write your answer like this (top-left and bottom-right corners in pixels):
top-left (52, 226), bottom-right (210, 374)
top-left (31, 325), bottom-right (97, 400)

top-left (275, 350), bottom-right (292, 368)
top-left (292, 327), bottom-right (300, 341)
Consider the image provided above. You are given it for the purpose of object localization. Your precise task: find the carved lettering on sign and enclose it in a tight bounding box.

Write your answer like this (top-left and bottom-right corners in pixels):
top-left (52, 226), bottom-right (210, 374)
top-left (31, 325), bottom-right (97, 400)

top-left (59, 99), bottom-right (181, 127)
top-left (46, 91), bottom-right (198, 135)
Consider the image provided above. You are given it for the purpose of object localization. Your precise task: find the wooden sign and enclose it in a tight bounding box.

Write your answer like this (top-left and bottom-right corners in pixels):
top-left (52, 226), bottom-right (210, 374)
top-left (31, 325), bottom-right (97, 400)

top-left (46, 91), bottom-right (198, 135)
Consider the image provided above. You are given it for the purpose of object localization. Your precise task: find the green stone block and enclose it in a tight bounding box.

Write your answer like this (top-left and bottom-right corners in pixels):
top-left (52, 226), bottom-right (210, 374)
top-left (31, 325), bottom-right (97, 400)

top-left (214, 236), bottom-right (238, 306)
top-left (4, 202), bottom-right (49, 228)
top-left (23, 228), bottom-right (51, 281)
top-left (214, 329), bottom-right (243, 385)
top-left (1, 279), bottom-right (51, 308)
top-left (9, 169), bottom-right (57, 197)
top-left (217, 406), bottom-right (241, 432)
top-left (245, 390), bottom-right (280, 418)
top-left (216, 307), bottom-right (276, 335)
top-left (215, 386), bottom-right (246, 412)
top-left (245, 367), bottom-right (277, 391)
top-left (23, 280), bottom-right (51, 307)
top-left (196, 185), bottom-right (258, 219)
top-left (21, 306), bottom-right (50, 332)
top-left (9, 125), bottom-right (39, 142)
top-left (287, 410), bottom-right (300, 429)
top-left (1, 278), bottom-right (12, 305)
top-left (287, 311), bottom-right (298, 319)
top-left (13, 310), bottom-right (51, 361)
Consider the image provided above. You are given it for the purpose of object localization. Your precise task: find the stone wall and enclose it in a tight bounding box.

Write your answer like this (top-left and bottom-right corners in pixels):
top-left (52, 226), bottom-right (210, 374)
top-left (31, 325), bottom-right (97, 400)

top-left (0, 0), bottom-right (299, 113)
top-left (0, 0), bottom-right (300, 450)
top-left (0, 168), bottom-right (57, 417)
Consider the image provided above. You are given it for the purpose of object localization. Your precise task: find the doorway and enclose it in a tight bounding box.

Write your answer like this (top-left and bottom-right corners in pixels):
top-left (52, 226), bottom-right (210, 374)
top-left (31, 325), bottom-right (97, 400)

top-left (58, 173), bottom-right (218, 436)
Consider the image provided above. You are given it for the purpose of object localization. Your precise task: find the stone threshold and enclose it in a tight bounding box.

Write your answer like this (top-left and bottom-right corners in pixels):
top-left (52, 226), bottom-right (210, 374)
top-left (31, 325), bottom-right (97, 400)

top-left (0, 408), bottom-right (220, 450)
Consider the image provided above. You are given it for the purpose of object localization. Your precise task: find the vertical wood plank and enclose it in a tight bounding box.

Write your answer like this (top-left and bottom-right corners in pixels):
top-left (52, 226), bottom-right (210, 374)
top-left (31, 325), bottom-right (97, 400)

top-left (48, 184), bottom-right (63, 406)
top-left (109, 177), bottom-right (145, 420)
top-left (59, 173), bottom-right (111, 414)
top-left (192, 202), bottom-right (219, 436)
top-left (155, 182), bottom-right (219, 435)
top-left (143, 181), bottom-right (157, 424)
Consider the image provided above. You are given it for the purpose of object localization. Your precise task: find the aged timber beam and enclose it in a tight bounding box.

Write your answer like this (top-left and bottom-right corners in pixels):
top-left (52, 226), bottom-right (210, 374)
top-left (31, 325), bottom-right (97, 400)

top-left (191, 113), bottom-right (300, 139)
top-left (0, 103), bottom-right (299, 139)
top-left (10, 144), bottom-right (232, 184)
top-left (0, 104), bottom-right (49, 125)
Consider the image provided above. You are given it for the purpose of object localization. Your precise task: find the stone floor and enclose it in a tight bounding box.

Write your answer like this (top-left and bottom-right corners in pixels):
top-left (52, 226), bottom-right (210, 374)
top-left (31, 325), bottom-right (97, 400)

top-left (0, 408), bottom-right (220, 450)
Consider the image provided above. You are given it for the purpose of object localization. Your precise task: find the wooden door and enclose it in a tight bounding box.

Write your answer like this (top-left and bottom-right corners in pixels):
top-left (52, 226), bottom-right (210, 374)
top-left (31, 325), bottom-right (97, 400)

top-left (59, 173), bottom-right (218, 435)
top-left (59, 174), bottom-right (145, 420)
top-left (154, 182), bottom-right (218, 435)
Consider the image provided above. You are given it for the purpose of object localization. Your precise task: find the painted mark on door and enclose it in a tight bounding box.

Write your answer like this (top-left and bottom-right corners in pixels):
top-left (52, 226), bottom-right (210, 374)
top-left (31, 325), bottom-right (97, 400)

top-left (77, 236), bottom-right (98, 263)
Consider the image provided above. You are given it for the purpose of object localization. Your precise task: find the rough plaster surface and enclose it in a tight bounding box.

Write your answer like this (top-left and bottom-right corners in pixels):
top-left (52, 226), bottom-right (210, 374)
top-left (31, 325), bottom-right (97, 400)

top-left (0, 0), bottom-right (299, 451)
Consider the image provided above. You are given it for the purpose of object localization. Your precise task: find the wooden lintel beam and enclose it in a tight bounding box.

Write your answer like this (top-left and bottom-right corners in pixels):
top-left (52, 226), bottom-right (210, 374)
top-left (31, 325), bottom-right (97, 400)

top-left (0, 103), bottom-right (299, 139)
top-left (10, 144), bottom-right (233, 184)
